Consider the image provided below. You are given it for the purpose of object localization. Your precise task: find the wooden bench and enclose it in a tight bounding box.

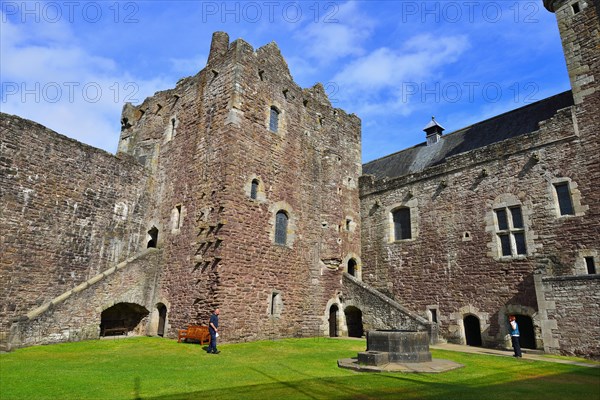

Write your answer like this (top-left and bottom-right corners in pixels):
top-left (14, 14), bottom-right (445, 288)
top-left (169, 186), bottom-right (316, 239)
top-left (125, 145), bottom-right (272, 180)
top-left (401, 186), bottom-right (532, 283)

top-left (178, 325), bottom-right (211, 345)
top-left (101, 320), bottom-right (128, 337)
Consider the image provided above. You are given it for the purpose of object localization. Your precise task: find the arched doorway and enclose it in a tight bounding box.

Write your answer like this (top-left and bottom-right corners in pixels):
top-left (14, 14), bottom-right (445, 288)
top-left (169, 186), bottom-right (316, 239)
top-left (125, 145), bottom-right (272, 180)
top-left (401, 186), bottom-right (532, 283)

top-left (157, 303), bottom-right (167, 337)
top-left (100, 303), bottom-right (149, 337)
top-left (345, 306), bottom-right (364, 338)
top-left (463, 315), bottom-right (482, 346)
top-left (347, 259), bottom-right (357, 277)
top-left (515, 315), bottom-right (536, 349)
top-left (329, 305), bottom-right (338, 337)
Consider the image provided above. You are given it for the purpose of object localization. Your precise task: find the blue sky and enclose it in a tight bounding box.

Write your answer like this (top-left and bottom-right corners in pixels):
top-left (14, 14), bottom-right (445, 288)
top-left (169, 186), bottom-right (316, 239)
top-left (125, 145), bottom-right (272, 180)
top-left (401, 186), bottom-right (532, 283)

top-left (1, 1), bottom-right (571, 162)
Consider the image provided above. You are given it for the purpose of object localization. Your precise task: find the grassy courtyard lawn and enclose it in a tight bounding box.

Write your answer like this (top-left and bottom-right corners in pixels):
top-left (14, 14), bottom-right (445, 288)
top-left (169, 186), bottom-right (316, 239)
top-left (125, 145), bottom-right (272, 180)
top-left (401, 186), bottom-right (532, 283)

top-left (1, 337), bottom-right (598, 400)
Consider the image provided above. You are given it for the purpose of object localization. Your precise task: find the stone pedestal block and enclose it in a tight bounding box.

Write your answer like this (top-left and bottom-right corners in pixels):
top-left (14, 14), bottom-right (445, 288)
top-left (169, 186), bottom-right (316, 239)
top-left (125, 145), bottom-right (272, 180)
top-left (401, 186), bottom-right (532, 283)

top-left (358, 351), bottom-right (389, 366)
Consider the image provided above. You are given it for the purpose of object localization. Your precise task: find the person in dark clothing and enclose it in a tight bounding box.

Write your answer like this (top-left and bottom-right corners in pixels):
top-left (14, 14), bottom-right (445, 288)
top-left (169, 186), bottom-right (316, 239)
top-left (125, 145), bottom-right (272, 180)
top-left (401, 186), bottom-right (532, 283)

top-left (207, 308), bottom-right (220, 354)
top-left (509, 315), bottom-right (522, 357)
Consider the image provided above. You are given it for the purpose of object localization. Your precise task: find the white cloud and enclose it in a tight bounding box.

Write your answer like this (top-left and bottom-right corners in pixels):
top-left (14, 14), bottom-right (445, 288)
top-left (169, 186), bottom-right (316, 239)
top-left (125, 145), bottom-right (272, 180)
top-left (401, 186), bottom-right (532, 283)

top-left (331, 34), bottom-right (470, 116)
top-left (1, 16), bottom-right (172, 153)
top-left (294, 1), bottom-right (375, 65)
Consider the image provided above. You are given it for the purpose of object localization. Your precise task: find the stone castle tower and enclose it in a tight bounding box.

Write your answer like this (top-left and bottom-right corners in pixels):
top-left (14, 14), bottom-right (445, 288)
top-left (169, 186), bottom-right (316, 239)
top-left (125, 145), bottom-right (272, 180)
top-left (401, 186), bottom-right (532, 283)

top-left (115, 32), bottom-right (363, 339)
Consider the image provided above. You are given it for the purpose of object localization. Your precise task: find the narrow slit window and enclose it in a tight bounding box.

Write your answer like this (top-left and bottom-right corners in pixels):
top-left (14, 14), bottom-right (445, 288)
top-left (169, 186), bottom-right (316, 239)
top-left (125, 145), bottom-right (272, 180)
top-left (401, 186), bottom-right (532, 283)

top-left (274, 211), bottom-right (288, 245)
top-left (250, 179), bottom-right (259, 200)
top-left (175, 205), bottom-right (182, 229)
top-left (269, 107), bottom-right (279, 132)
top-left (572, 2), bottom-right (580, 14)
top-left (554, 182), bottom-right (574, 216)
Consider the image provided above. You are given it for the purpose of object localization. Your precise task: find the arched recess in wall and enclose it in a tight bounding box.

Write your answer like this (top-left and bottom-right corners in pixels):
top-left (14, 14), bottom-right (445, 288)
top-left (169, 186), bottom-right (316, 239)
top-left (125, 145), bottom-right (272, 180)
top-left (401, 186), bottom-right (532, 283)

top-left (347, 259), bottom-right (357, 277)
top-left (344, 306), bottom-right (364, 338)
top-left (156, 303), bottom-right (167, 337)
top-left (147, 226), bottom-right (158, 248)
top-left (463, 315), bottom-right (482, 346)
top-left (100, 303), bottom-right (149, 337)
top-left (342, 254), bottom-right (361, 280)
top-left (329, 304), bottom-right (339, 337)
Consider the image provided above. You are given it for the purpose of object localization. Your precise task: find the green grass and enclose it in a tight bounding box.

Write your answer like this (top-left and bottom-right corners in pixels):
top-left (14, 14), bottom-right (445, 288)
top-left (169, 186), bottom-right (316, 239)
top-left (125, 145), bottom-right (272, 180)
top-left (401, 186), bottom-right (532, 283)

top-left (1, 337), bottom-right (598, 400)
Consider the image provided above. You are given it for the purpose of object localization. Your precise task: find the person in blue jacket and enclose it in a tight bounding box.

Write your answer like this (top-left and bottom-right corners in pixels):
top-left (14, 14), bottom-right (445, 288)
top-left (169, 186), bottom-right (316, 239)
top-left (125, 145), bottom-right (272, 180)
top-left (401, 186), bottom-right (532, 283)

top-left (207, 308), bottom-right (220, 354)
top-left (509, 315), bottom-right (522, 357)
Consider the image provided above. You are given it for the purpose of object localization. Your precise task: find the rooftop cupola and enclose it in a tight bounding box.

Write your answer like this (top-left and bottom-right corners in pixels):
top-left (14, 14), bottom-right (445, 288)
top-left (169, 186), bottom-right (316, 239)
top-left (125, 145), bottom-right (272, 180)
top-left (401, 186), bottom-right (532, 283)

top-left (423, 116), bottom-right (445, 145)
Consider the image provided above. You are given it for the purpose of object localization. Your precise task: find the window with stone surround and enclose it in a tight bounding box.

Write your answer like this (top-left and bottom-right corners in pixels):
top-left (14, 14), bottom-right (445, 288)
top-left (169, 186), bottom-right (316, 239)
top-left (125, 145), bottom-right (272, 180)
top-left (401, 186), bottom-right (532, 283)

top-left (269, 291), bottom-right (283, 318)
top-left (392, 207), bottom-right (412, 240)
top-left (494, 206), bottom-right (527, 257)
top-left (550, 178), bottom-right (586, 218)
top-left (387, 199), bottom-right (418, 243)
top-left (269, 106), bottom-right (279, 132)
top-left (274, 211), bottom-right (288, 245)
top-left (250, 179), bottom-right (259, 200)
top-left (245, 176), bottom-right (266, 202)
top-left (554, 182), bottom-right (574, 216)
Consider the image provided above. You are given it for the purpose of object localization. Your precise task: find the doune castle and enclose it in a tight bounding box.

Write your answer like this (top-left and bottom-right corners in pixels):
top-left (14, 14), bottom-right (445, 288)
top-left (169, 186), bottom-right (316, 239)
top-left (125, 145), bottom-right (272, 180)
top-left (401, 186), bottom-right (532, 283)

top-left (1, 0), bottom-right (598, 358)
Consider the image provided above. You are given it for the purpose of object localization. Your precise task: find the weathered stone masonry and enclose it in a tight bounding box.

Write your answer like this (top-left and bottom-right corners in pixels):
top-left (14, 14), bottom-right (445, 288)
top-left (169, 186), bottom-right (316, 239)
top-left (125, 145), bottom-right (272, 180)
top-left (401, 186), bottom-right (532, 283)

top-left (0, 115), bottom-right (152, 345)
top-left (359, 0), bottom-right (600, 358)
top-left (0, 0), bottom-right (598, 358)
top-left (1, 31), bottom-right (363, 349)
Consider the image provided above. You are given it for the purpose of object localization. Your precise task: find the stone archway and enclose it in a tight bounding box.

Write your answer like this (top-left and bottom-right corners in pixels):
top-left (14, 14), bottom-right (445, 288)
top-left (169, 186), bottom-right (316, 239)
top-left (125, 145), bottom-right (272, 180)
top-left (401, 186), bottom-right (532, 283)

top-left (329, 304), bottom-right (339, 337)
top-left (345, 306), bottom-right (364, 338)
top-left (100, 302), bottom-right (149, 337)
top-left (515, 315), bottom-right (536, 349)
top-left (157, 303), bottom-right (167, 337)
top-left (464, 315), bottom-right (482, 346)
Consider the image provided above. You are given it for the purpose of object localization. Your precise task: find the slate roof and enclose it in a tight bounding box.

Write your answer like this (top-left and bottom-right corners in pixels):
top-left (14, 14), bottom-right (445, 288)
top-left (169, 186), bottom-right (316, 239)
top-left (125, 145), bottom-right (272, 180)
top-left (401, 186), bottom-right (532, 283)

top-left (363, 91), bottom-right (574, 180)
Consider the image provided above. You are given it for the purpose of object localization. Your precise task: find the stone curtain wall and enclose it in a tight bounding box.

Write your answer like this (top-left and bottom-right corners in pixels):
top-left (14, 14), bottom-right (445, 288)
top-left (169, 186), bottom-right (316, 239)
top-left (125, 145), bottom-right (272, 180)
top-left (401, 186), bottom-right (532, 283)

top-left (8, 250), bottom-right (162, 350)
top-left (536, 275), bottom-right (600, 359)
top-left (0, 114), bottom-right (151, 345)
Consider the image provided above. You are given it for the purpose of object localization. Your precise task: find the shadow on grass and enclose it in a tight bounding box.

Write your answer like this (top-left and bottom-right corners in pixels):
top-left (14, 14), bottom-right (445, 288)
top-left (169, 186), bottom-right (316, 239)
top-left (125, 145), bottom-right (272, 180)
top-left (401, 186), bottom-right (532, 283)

top-left (141, 367), bottom-right (600, 400)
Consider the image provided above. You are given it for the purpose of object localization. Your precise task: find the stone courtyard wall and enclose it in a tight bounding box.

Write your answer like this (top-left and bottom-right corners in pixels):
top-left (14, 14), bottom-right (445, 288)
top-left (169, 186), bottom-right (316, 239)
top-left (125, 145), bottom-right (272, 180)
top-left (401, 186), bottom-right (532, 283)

top-left (0, 114), bottom-right (152, 346)
top-left (360, 101), bottom-right (598, 348)
top-left (7, 249), bottom-right (162, 350)
top-left (535, 274), bottom-right (600, 359)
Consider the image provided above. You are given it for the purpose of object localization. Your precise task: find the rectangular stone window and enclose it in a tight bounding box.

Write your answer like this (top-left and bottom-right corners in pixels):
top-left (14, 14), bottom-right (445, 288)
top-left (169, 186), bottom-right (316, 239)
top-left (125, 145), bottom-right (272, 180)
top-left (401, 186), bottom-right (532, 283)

top-left (554, 182), bottom-right (574, 216)
top-left (495, 206), bottom-right (527, 257)
top-left (585, 257), bottom-right (596, 275)
top-left (572, 2), bottom-right (580, 14)
top-left (393, 208), bottom-right (411, 240)
top-left (270, 291), bottom-right (282, 317)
